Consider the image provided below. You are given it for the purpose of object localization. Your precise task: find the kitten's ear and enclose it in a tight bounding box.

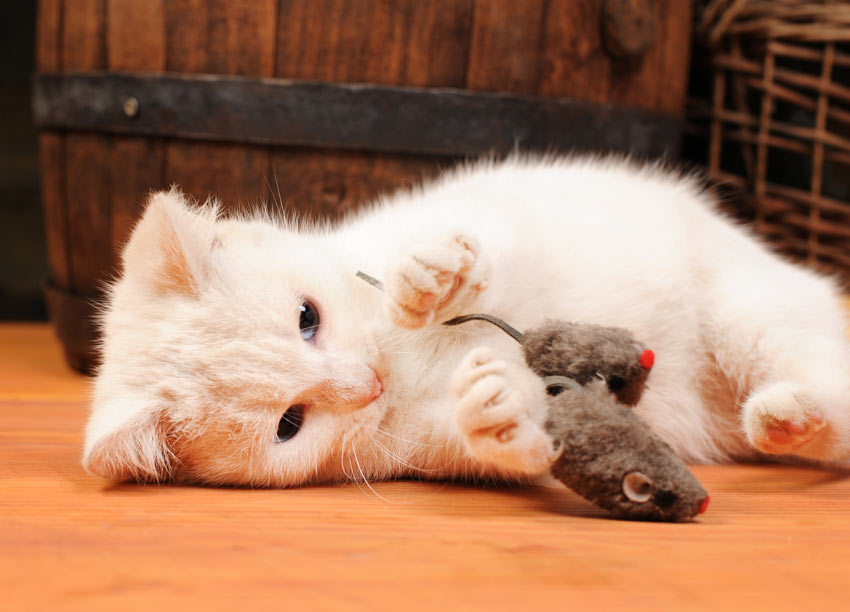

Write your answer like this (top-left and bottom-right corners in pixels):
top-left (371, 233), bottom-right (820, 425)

top-left (122, 188), bottom-right (218, 297)
top-left (82, 399), bottom-right (175, 482)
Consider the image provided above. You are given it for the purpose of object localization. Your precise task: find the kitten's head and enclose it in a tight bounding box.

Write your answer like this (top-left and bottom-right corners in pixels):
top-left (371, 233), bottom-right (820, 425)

top-left (83, 189), bottom-right (388, 487)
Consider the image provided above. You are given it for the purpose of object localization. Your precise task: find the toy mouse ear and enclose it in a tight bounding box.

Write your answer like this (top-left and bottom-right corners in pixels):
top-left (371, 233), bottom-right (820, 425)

top-left (121, 188), bottom-right (218, 297)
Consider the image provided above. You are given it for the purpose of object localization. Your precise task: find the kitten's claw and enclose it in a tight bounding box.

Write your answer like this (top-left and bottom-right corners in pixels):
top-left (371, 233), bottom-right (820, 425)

top-left (453, 347), bottom-right (558, 475)
top-left (385, 234), bottom-right (483, 329)
top-left (743, 382), bottom-right (831, 456)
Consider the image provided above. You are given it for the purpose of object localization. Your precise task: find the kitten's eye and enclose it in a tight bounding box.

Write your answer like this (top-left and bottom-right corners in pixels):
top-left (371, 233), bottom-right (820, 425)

top-left (276, 405), bottom-right (304, 442)
top-left (299, 300), bottom-right (320, 342)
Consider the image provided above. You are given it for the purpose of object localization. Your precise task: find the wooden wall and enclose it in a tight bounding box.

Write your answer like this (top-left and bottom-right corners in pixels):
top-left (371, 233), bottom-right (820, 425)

top-left (36, 0), bottom-right (692, 370)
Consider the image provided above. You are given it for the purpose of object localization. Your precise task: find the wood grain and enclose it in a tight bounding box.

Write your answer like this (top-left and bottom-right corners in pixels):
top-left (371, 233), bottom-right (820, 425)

top-left (164, 140), bottom-right (272, 215)
top-left (106, 0), bottom-right (166, 72)
top-left (275, 0), bottom-right (473, 87)
top-left (37, 0), bottom-right (67, 293)
top-left (36, 0), bottom-right (63, 72)
top-left (61, 0), bottom-right (113, 294)
top-left (64, 133), bottom-right (114, 293)
top-left (656, 0), bottom-right (694, 116)
top-left (606, 0), bottom-right (664, 111)
top-left (466, 0), bottom-right (546, 95)
top-left (397, 0), bottom-right (474, 89)
top-left (61, 0), bottom-right (107, 71)
top-left (109, 138), bottom-right (166, 254)
top-left (273, 0), bottom-right (464, 218)
top-left (268, 148), bottom-right (444, 223)
top-left (0, 323), bottom-right (88, 401)
top-left (540, 0), bottom-right (693, 115)
top-left (163, 0), bottom-right (276, 212)
top-left (38, 133), bottom-right (71, 289)
top-left (604, 0), bottom-right (692, 114)
top-left (3, 323), bottom-right (850, 611)
top-left (106, 0), bottom-right (167, 260)
top-left (539, 0), bottom-right (611, 102)
top-left (203, 0), bottom-right (277, 77)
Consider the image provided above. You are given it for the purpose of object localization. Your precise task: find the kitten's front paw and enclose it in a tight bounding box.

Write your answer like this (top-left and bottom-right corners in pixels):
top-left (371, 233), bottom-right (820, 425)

top-left (452, 347), bottom-right (558, 475)
top-left (743, 382), bottom-right (830, 456)
top-left (384, 233), bottom-right (485, 329)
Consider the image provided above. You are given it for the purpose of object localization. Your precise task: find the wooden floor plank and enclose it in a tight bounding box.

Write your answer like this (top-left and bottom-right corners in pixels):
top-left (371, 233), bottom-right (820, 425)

top-left (0, 323), bottom-right (88, 402)
top-left (2, 323), bottom-right (850, 610)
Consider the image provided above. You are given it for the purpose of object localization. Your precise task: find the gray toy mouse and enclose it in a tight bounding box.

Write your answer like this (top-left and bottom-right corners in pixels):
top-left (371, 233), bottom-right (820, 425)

top-left (356, 272), bottom-right (709, 521)
top-left (446, 316), bottom-right (710, 522)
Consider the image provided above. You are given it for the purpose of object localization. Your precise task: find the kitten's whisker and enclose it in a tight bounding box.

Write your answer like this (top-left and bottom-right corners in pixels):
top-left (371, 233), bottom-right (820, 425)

top-left (339, 434), bottom-right (357, 482)
top-left (352, 446), bottom-right (393, 503)
top-left (247, 432), bottom-right (259, 486)
top-left (375, 427), bottom-right (442, 448)
top-left (272, 162), bottom-right (284, 217)
top-left (346, 456), bottom-right (362, 489)
top-left (262, 174), bottom-right (281, 217)
top-left (346, 456), bottom-right (370, 496)
top-left (340, 432), bottom-right (376, 498)
top-left (370, 435), bottom-right (437, 473)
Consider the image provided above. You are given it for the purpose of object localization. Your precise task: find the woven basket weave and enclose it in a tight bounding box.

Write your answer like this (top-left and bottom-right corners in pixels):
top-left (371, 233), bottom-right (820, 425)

top-left (689, 0), bottom-right (850, 277)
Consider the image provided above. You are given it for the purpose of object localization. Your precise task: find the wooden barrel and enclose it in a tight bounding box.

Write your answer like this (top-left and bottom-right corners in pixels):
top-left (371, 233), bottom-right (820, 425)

top-left (34, 0), bottom-right (693, 373)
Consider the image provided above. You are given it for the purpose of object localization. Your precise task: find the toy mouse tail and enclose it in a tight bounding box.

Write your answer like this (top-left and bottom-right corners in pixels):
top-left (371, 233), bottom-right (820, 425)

top-left (442, 314), bottom-right (524, 343)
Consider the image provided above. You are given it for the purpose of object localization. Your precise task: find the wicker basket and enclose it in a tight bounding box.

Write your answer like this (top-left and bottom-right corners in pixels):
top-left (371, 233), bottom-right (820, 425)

top-left (688, 0), bottom-right (850, 277)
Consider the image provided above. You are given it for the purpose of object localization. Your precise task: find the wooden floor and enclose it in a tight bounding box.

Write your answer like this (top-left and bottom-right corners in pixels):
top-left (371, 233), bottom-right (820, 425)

top-left (3, 324), bottom-right (850, 611)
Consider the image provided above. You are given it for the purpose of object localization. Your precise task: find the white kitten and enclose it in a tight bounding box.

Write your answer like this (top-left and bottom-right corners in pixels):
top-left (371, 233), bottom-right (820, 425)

top-left (83, 157), bottom-right (850, 486)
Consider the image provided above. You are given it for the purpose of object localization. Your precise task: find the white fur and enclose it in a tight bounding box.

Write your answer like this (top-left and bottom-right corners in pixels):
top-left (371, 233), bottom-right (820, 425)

top-left (83, 157), bottom-right (850, 486)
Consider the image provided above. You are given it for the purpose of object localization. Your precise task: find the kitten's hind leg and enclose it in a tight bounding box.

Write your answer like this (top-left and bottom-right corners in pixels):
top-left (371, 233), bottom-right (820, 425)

top-left (743, 381), bottom-right (830, 455)
top-left (452, 346), bottom-right (559, 475)
top-left (715, 276), bottom-right (850, 461)
top-left (740, 338), bottom-right (850, 462)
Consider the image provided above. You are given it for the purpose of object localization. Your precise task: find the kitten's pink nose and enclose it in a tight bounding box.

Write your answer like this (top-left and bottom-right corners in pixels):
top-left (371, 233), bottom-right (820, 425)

top-left (368, 371), bottom-right (384, 402)
top-left (322, 366), bottom-right (383, 410)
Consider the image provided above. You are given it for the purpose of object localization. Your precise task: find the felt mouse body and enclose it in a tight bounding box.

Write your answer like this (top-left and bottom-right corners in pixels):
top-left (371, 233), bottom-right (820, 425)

top-left (446, 316), bottom-right (710, 522)
top-left (522, 321), bottom-right (654, 406)
top-left (522, 322), bottom-right (709, 521)
top-left (543, 382), bottom-right (709, 520)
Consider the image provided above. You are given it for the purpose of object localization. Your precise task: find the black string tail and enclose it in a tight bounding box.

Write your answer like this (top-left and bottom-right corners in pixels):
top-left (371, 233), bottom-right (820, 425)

top-left (441, 314), bottom-right (524, 344)
top-left (355, 270), bottom-right (384, 292)
top-left (355, 270), bottom-right (524, 344)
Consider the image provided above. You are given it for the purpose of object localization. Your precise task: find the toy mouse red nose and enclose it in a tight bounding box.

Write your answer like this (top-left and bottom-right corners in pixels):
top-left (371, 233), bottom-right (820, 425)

top-left (639, 349), bottom-right (655, 369)
top-left (698, 495), bottom-right (710, 515)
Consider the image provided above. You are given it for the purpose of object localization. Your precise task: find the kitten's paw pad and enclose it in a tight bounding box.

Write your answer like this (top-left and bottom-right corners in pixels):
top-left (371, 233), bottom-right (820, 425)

top-left (385, 234), bottom-right (481, 329)
top-left (744, 383), bottom-right (828, 454)
top-left (453, 347), bottom-right (557, 475)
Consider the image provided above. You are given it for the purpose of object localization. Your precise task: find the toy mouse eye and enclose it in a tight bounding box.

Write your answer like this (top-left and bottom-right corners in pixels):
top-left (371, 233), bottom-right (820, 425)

top-left (299, 300), bottom-right (320, 342)
top-left (607, 375), bottom-right (626, 392)
top-left (276, 405), bottom-right (304, 442)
